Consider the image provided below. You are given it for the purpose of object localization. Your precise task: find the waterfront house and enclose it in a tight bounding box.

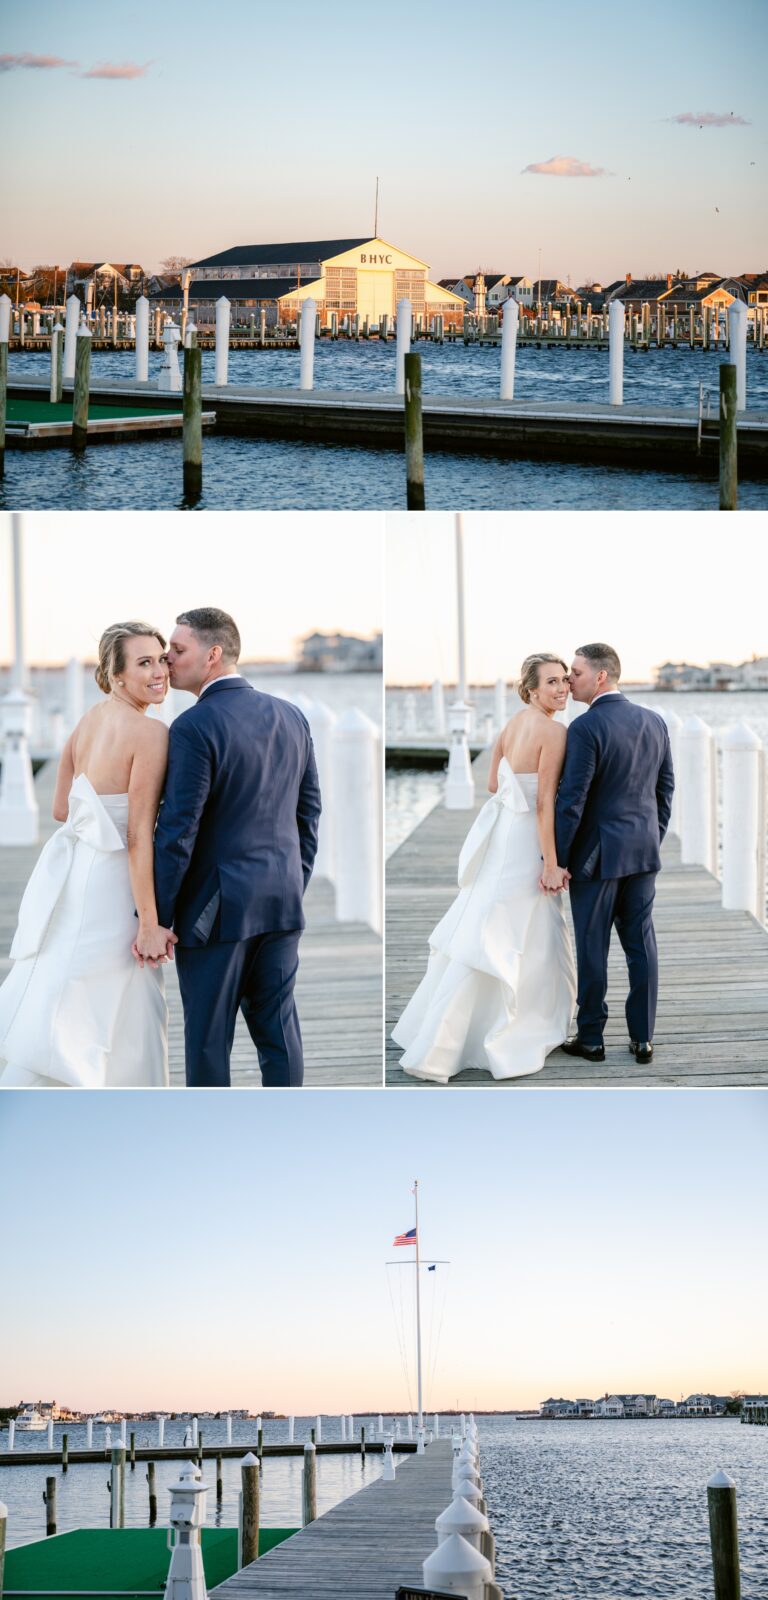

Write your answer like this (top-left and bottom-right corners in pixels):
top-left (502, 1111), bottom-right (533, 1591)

top-left (681, 1393), bottom-right (727, 1416)
top-left (297, 631), bottom-right (383, 672)
top-left (619, 1394), bottom-right (658, 1417)
top-left (658, 273), bottom-right (745, 312)
top-left (166, 237), bottom-right (466, 331)
top-left (742, 1395), bottom-right (768, 1421)
top-left (738, 271), bottom-right (768, 305)
top-left (539, 1397), bottom-right (578, 1417)
top-left (593, 1395), bottom-right (625, 1418)
top-left (606, 275), bottom-right (677, 313)
top-left (530, 278), bottom-right (573, 312)
top-left (66, 262), bottom-right (144, 300)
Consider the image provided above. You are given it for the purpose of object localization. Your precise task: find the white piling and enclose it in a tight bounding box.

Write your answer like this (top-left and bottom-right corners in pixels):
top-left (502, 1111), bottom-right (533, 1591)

top-left (63, 294), bottom-right (80, 381)
top-left (721, 722), bottom-right (765, 918)
top-left (445, 701), bottom-right (475, 809)
top-left (678, 715), bottom-right (717, 874)
top-left (120, 1419), bottom-right (127, 1448)
top-left (340, 1414), bottom-right (347, 1442)
top-left (423, 1532), bottom-right (492, 1600)
top-left (348, 1415), bottom-right (354, 1439)
top-left (431, 680), bottom-right (446, 736)
top-left (167, 1462), bottom-right (208, 1598)
top-left (728, 300), bottom-right (747, 410)
top-left (395, 298), bottom-right (412, 393)
top-left (86, 1418), bottom-right (93, 1450)
top-left (8, 1420), bottom-right (15, 1451)
top-left (436, 1494), bottom-right (490, 1551)
top-left (64, 656), bottom-right (84, 733)
top-left (287, 1415), bottom-right (295, 1443)
top-left (314, 1415), bottom-right (322, 1443)
top-left (500, 298), bottom-right (519, 398)
top-left (494, 678), bottom-right (507, 732)
top-left (158, 1416), bottom-right (165, 1448)
top-left (381, 1441), bottom-right (396, 1481)
top-left (434, 1413), bottom-right (440, 1439)
top-left (191, 1417), bottom-right (198, 1446)
top-left (407, 1415), bottom-right (414, 1438)
top-left (105, 1427), bottom-right (112, 1449)
top-left (657, 706), bottom-right (682, 837)
top-left (158, 319), bottom-right (182, 392)
top-left (135, 295), bottom-right (149, 382)
top-left (226, 1414), bottom-right (232, 1445)
top-left (306, 700), bottom-right (336, 881)
top-left (0, 294), bottom-right (10, 342)
top-left (215, 296), bottom-right (231, 385)
top-left (331, 708), bottom-right (382, 931)
top-left (299, 297), bottom-right (317, 390)
top-left (47, 1420), bottom-right (54, 1450)
top-left (609, 301), bottom-right (625, 404)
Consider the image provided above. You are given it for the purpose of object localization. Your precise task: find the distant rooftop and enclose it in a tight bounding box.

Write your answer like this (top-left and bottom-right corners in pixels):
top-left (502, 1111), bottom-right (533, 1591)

top-left (190, 239), bottom-right (370, 269)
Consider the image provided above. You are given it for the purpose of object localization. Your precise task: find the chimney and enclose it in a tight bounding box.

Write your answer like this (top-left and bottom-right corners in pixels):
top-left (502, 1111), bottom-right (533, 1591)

top-left (667, 272), bottom-right (672, 290)
top-left (625, 272), bottom-right (632, 287)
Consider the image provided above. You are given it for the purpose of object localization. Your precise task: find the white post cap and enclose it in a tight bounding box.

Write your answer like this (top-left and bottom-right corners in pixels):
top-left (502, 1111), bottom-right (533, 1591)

top-left (424, 1531), bottom-right (492, 1586)
top-left (436, 1493), bottom-right (490, 1539)
top-left (707, 1468), bottom-right (736, 1489)
top-left (680, 714), bottom-right (712, 738)
top-left (304, 1440), bottom-right (316, 1453)
top-left (721, 721), bottom-right (761, 752)
top-left (240, 1451), bottom-right (258, 1466)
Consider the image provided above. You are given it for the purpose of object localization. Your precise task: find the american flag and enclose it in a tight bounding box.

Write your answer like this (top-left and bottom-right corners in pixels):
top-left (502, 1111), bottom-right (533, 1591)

top-left (393, 1227), bottom-right (417, 1247)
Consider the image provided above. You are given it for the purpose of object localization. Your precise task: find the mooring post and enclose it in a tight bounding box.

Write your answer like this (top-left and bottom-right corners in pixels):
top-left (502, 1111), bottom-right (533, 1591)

top-left (500, 299), bottom-right (518, 399)
top-left (147, 1460), bottom-right (157, 1524)
top-left (214, 295), bottom-right (231, 385)
top-left (240, 1452), bottom-right (260, 1566)
top-left (721, 722), bottom-right (764, 918)
top-left (395, 297), bottom-right (412, 392)
top-left (44, 1477), bottom-right (57, 1537)
top-left (49, 321), bottom-right (64, 403)
top-left (609, 301), bottom-right (624, 404)
top-left (287, 1415), bottom-right (294, 1443)
top-left (135, 295), bottom-right (149, 381)
top-left (299, 296), bottom-right (317, 390)
top-left (0, 294), bottom-right (10, 480)
top-left (7, 1421), bottom-right (15, 1453)
top-left (257, 1426), bottom-right (263, 1462)
top-left (216, 1454), bottom-right (223, 1500)
top-left (302, 1442), bottom-right (317, 1526)
top-left (130, 1431), bottom-right (136, 1469)
top-left (62, 1433), bottom-right (69, 1473)
top-left (719, 364), bottom-right (738, 510)
top-left (183, 336), bottom-right (203, 501)
top-left (226, 1414), bottom-right (233, 1445)
top-left (728, 300), bottom-right (747, 410)
top-left (63, 294), bottom-right (80, 381)
top-left (158, 1416), bottom-right (165, 1449)
top-left (110, 1446), bottom-right (126, 1528)
top-left (198, 1430), bottom-right (204, 1468)
top-left (0, 1498), bottom-right (6, 1592)
top-left (678, 715), bottom-right (716, 871)
top-left (360, 1424), bottom-right (366, 1459)
top-left (404, 351), bottom-right (425, 510)
top-left (708, 1470), bottom-right (741, 1600)
top-left (71, 320), bottom-right (92, 452)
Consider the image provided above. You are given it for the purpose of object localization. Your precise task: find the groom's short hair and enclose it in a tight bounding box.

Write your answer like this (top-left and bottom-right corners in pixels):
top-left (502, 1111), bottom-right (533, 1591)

top-left (177, 607), bottom-right (241, 664)
top-left (576, 642), bottom-right (621, 683)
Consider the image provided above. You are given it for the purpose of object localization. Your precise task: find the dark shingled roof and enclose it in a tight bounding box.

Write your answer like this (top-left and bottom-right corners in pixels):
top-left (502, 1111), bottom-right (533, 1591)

top-left (189, 239), bottom-right (370, 269)
top-left (150, 277), bottom-right (322, 302)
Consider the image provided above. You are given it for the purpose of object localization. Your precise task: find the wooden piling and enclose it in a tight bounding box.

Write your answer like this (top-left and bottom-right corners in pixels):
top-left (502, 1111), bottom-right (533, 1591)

top-left (0, 340), bottom-right (7, 480)
top-left (44, 1477), bottom-right (56, 1537)
top-left (241, 1455), bottom-right (260, 1566)
top-left (216, 1453), bottom-right (223, 1500)
top-left (707, 1472), bottom-right (741, 1600)
top-left (110, 1446), bottom-right (125, 1529)
top-left (198, 1431), bottom-right (204, 1467)
top-left (302, 1443), bottom-right (317, 1527)
top-left (404, 351), bottom-right (425, 511)
top-left (147, 1461), bottom-right (157, 1524)
top-left (183, 339), bottom-right (203, 501)
top-left (719, 364), bottom-right (738, 510)
top-left (257, 1426), bottom-right (263, 1461)
top-left (50, 325), bottom-right (63, 403)
top-left (71, 332), bottom-right (91, 452)
top-left (360, 1424), bottom-right (366, 1459)
top-left (62, 1433), bottom-right (68, 1473)
top-left (0, 1497), bottom-right (6, 1594)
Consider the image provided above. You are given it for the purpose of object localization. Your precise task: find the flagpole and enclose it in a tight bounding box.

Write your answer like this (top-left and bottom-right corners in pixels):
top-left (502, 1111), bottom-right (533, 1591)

top-left (414, 1179), bottom-right (423, 1441)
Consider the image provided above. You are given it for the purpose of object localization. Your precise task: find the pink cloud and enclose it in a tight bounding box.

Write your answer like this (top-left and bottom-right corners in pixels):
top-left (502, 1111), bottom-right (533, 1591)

top-left (0, 53), bottom-right (78, 71)
top-left (523, 155), bottom-right (609, 178)
top-left (669, 110), bottom-right (749, 127)
top-left (80, 60), bottom-right (149, 79)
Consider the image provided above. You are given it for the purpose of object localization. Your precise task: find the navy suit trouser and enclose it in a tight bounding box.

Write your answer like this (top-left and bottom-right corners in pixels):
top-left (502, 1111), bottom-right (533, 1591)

top-left (175, 930), bottom-right (304, 1087)
top-left (569, 872), bottom-right (658, 1046)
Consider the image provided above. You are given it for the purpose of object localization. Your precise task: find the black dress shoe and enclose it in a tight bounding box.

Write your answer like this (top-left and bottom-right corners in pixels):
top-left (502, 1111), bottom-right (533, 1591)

top-left (561, 1037), bottom-right (605, 1062)
top-left (629, 1039), bottom-right (654, 1064)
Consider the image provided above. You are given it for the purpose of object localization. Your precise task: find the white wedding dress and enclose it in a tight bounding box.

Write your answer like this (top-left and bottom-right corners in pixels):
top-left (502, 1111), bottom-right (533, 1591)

top-left (0, 775), bottom-right (168, 1088)
top-left (392, 760), bottom-right (576, 1082)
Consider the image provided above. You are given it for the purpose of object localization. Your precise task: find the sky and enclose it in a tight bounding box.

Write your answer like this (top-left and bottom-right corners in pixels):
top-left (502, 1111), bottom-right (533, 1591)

top-left (0, 1089), bottom-right (765, 1413)
top-left (1, 1), bottom-right (765, 283)
top-left (0, 513), bottom-right (384, 663)
top-left (385, 512), bottom-right (768, 683)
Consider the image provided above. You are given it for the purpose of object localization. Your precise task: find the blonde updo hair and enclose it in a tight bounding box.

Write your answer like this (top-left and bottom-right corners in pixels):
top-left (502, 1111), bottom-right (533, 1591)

top-left (95, 621), bottom-right (167, 695)
top-left (518, 653), bottom-right (568, 705)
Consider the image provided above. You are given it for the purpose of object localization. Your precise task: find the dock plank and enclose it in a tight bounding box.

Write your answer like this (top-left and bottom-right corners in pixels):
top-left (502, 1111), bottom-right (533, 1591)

top-left (0, 764), bottom-right (382, 1086)
top-left (212, 1438), bottom-right (455, 1599)
top-left (386, 753), bottom-right (768, 1086)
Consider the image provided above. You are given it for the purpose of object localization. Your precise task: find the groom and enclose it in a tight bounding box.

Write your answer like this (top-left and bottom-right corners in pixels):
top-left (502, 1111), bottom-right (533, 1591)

top-left (150, 607), bottom-right (321, 1087)
top-left (554, 643), bottom-right (674, 1066)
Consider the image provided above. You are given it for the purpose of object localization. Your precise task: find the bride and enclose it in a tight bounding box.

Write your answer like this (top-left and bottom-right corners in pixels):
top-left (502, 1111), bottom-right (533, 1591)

top-left (0, 622), bottom-right (174, 1088)
top-left (392, 653), bottom-right (577, 1083)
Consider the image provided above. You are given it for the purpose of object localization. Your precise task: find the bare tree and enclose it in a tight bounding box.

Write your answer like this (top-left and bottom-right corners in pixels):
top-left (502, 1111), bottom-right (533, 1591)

top-left (160, 255), bottom-right (192, 275)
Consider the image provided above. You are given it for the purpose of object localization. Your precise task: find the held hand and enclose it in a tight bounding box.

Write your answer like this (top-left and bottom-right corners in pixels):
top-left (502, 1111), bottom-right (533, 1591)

top-left (539, 865), bottom-right (569, 894)
top-left (133, 924), bottom-right (178, 967)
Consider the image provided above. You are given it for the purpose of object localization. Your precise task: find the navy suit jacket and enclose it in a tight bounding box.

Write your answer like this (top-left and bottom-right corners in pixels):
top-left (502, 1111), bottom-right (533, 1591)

top-left (555, 694), bottom-right (674, 881)
top-left (153, 679), bottom-right (321, 946)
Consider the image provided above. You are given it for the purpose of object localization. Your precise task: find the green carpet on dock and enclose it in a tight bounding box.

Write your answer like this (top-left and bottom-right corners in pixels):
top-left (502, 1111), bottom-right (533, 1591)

top-left (6, 398), bottom-right (183, 424)
top-left (3, 1526), bottom-right (298, 1594)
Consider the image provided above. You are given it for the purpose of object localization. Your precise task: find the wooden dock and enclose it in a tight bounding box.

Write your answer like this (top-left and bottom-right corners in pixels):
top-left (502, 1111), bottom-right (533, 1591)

top-left (212, 1437), bottom-right (455, 1599)
top-left (386, 753), bottom-right (768, 1087)
top-left (0, 763), bottom-right (381, 1087)
top-left (0, 1440), bottom-right (411, 1468)
top-left (8, 377), bottom-right (768, 476)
